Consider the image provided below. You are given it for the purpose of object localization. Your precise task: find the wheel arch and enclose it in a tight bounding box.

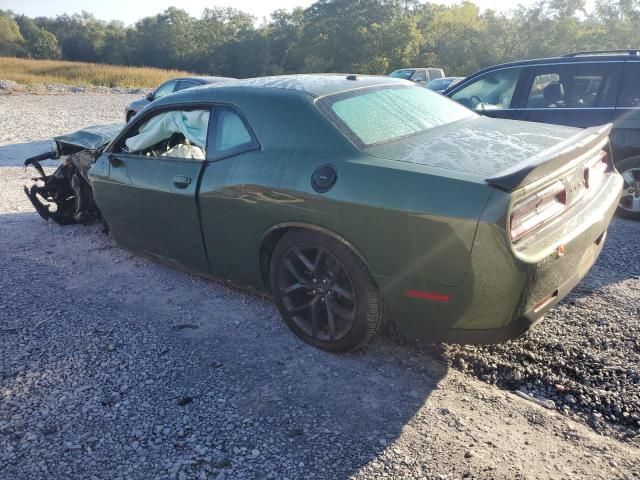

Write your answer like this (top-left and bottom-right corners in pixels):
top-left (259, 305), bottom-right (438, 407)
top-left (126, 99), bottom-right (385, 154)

top-left (259, 222), bottom-right (371, 293)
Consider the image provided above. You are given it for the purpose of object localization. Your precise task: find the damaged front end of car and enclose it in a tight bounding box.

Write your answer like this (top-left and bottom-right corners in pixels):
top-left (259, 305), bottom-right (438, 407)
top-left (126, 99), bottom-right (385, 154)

top-left (23, 124), bottom-right (123, 225)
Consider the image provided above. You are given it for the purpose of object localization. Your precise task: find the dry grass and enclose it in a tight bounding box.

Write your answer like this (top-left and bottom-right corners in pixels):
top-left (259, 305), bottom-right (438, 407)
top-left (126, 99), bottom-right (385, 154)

top-left (0, 57), bottom-right (194, 88)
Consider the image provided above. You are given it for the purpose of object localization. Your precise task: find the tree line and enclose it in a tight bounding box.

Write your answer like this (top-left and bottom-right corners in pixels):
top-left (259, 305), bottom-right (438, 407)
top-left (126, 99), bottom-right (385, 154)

top-left (1, 0), bottom-right (639, 78)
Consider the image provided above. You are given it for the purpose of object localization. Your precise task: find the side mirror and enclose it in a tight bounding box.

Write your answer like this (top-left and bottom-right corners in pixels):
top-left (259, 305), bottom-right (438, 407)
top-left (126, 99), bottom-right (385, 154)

top-left (146, 92), bottom-right (154, 101)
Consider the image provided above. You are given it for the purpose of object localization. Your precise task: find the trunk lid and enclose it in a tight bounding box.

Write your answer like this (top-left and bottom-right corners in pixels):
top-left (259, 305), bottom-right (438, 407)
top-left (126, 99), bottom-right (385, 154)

top-left (485, 123), bottom-right (612, 191)
top-left (365, 116), bottom-right (585, 185)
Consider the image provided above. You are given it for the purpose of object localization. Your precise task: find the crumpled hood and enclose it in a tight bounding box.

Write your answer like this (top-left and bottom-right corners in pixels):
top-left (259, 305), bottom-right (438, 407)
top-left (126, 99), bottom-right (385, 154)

top-left (54, 124), bottom-right (125, 155)
top-left (366, 116), bottom-right (579, 178)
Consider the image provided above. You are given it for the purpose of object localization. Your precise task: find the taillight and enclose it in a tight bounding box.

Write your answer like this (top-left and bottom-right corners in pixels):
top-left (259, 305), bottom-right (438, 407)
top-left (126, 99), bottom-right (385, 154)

top-left (510, 181), bottom-right (566, 243)
top-left (585, 151), bottom-right (609, 189)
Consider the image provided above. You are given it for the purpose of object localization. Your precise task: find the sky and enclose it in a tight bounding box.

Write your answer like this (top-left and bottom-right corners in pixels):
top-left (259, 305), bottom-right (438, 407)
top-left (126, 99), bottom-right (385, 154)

top-left (1, 0), bottom-right (547, 25)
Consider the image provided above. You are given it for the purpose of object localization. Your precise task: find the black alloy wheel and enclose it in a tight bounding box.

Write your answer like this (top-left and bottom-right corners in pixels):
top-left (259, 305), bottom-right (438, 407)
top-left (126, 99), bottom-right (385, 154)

top-left (270, 230), bottom-right (384, 352)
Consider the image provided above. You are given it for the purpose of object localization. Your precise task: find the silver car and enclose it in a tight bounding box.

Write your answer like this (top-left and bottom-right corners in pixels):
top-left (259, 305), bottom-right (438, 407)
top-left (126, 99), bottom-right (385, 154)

top-left (125, 76), bottom-right (234, 122)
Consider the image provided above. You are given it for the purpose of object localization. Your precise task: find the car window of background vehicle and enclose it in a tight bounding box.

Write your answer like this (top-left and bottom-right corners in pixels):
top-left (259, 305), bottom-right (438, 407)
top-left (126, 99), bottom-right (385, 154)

top-left (524, 64), bottom-right (617, 108)
top-left (176, 80), bottom-right (198, 92)
top-left (428, 68), bottom-right (444, 80)
top-left (123, 109), bottom-right (210, 160)
top-left (389, 70), bottom-right (414, 80)
top-left (450, 68), bottom-right (522, 111)
top-left (427, 78), bottom-right (452, 90)
top-left (413, 70), bottom-right (427, 83)
top-left (618, 62), bottom-right (640, 107)
top-left (154, 81), bottom-right (177, 99)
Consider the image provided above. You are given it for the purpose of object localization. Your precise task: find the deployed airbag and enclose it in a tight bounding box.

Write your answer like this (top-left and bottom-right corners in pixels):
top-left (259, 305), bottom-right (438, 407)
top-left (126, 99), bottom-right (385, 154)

top-left (125, 110), bottom-right (209, 153)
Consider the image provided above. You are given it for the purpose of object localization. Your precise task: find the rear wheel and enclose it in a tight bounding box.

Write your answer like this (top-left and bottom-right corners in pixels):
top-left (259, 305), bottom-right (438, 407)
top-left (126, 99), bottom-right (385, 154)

top-left (617, 156), bottom-right (640, 221)
top-left (269, 229), bottom-right (384, 352)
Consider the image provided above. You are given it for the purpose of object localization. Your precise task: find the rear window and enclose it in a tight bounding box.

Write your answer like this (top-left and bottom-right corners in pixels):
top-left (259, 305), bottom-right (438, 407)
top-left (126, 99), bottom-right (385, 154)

top-left (428, 68), bottom-right (444, 80)
top-left (318, 84), bottom-right (475, 148)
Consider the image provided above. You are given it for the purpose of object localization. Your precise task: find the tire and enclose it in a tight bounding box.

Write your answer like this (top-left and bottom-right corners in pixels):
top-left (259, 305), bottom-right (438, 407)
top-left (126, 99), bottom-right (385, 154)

top-left (269, 229), bottom-right (384, 352)
top-left (616, 156), bottom-right (640, 221)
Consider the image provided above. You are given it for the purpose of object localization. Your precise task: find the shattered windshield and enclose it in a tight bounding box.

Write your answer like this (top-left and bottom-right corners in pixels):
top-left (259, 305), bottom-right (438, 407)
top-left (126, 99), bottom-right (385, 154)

top-left (318, 84), bottom-right (476, 148)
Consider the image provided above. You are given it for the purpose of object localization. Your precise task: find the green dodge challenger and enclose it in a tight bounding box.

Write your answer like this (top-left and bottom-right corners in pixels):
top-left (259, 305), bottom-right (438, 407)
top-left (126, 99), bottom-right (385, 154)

top-left (24, 75), bottom-right (623, 352)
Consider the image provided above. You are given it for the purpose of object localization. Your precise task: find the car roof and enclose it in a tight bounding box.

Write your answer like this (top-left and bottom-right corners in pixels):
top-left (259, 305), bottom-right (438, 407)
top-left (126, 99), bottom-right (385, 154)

top-left (161, 74), bottom-right (411, 100)
top-left (392, 67), bottom-right (442, 71)
top-left (444, 50), bottom-right (640, 94)
top-left (464, 51), bottom-right (640, 78)
top-left (170, 76), bottom-right (236, 84)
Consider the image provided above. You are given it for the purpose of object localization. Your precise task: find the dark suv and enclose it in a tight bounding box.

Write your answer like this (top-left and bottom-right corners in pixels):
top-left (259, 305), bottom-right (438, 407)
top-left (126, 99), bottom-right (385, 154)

top-left (445, 50), bottom-right (640, 219)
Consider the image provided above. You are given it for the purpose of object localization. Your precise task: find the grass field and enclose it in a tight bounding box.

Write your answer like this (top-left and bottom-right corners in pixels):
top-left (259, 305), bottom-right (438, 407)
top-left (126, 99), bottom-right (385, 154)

top-left (0, 57), bottom-right (194, 88)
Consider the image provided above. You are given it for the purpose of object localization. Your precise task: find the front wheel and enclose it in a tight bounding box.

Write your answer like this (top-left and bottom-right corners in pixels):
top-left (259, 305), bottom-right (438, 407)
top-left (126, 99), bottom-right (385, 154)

top-left (269, 230), bottom-right (384, 352)
top-left (617, 156), bottom-right (640, 221)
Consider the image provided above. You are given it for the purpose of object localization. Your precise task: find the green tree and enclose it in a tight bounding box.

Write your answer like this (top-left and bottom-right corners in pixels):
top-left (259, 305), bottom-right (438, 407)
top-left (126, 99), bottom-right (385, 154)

top-left (15, 15), bottom-right (60, 59)
top-left (191, 7), bottom-right (255, 75)
top-left (264, 8), bottom-right (306, 74)
top-left (2, 0), bottom-right (640, 79)
top-left (0, 10), bottom-right (24, 56)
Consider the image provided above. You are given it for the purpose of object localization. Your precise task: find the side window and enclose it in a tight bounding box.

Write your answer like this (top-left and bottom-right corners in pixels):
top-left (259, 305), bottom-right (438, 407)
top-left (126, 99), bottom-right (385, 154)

top-left (618, 62), bottom-right (640, 107)
top-left (526, 72), bottom-right (561, 107)
top-left (451, 68), bottom-right (522, 111)
top-left (213, 109), bottom-right (254, 153)
top-left (175, 80), bottom-right (198, 92)
top-left (153, 81), bottom-right (177, 99)
top-left (525, 63), bottom-right (620, 109)
top-left (412, 70), bottom-right (427, 83)
top-left (428, 68), bottom-right (443, 80)
top-left (121, 109), bottom-right (210, 160)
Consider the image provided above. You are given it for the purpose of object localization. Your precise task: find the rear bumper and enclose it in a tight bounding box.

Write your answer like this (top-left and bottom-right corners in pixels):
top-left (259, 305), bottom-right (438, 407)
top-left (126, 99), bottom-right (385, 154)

top-left (377, 170), bottom-right (622, 344)
top-left (437, 229), bottom-right (606, 344)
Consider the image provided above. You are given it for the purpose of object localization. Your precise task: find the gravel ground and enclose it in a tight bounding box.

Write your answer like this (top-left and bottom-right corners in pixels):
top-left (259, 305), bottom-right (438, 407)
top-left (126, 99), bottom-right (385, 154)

top-left (1, 92), bottom-right (639, 479)
top-left (444, 218), bottom-right (640, 440)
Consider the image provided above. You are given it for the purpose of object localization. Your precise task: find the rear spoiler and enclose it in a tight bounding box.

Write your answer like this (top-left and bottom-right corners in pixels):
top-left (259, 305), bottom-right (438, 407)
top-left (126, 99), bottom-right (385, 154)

top-left (486, 123), bottom-right (613, 191)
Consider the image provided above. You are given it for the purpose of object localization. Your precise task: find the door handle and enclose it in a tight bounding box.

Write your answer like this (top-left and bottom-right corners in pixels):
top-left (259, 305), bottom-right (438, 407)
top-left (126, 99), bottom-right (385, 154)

top-left (108, 154), bottom-right (124, 167)
top-left (173, 175), bottom-right (192, 189)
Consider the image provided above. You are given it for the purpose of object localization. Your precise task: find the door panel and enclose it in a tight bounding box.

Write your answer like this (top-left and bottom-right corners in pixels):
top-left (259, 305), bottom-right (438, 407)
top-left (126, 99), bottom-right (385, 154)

top-left (92, 154), bottom-right (208, 271)
top-left (516, 109), bottom-right (616, 128)
top-left (91, 107), bottom-right (213, 272)
top-left (610, 60), bottom-right (640, 159)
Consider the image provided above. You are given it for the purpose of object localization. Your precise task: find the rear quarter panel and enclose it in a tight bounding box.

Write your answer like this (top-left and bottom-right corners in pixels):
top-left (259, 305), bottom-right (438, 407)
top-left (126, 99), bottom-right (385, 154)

top-left (197, 89), bottom-right (492, 291)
